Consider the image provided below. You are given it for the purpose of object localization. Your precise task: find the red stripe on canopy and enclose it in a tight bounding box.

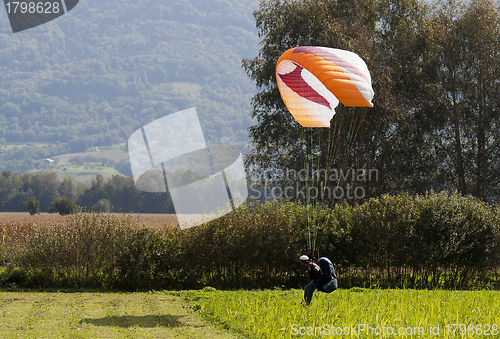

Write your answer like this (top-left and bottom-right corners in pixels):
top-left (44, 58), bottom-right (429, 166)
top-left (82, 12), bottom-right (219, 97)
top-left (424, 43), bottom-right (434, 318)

top-left (277, 64), bottom-right (331, 110)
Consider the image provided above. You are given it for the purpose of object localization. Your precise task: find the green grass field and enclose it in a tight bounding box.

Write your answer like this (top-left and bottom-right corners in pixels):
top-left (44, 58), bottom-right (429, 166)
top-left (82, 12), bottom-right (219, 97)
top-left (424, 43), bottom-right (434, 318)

top-left (183, 288), bottom-right (500, 338)
top-left (30, 164), bottom-right (121, 183)
top-left (24, 143), bottom-right (129, 182)
top-left (94, 149), bottom-right (129, 161)
top-left (0, 290), bottom-right (237, 339)
top-left (1, 288), bottom-right (499, 338)
top-left (0, 141), bottom-right (129, 183)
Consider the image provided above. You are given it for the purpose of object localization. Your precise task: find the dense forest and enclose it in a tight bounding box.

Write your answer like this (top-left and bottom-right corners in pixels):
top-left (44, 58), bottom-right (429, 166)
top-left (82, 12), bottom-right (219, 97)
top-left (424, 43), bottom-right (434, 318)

top-left (0, 170), bottom-right (173, 213)
top-left (0, 0), bottom-right (258, 172)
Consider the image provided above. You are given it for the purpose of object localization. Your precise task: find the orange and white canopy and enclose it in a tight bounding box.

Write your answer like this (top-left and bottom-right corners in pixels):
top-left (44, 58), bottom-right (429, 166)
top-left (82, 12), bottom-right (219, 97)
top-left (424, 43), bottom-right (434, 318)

top-left (276, 46), bottom-right (374, 127)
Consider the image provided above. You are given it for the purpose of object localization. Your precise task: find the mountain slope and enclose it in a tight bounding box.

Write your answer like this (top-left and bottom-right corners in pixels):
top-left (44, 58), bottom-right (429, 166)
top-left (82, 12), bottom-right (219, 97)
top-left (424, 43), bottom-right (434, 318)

top-left (0, 0), bottom-right (258, 158)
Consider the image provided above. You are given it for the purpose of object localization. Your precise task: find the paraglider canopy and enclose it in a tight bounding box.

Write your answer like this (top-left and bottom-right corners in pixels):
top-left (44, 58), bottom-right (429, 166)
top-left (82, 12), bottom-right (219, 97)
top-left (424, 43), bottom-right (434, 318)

top-left (276, 46), bottom-right (374, 127)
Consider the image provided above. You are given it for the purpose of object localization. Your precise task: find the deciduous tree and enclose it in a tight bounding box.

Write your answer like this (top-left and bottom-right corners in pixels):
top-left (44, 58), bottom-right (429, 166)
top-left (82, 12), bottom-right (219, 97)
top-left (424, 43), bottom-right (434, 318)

top-left (23, 197), bottom-right (40, 215)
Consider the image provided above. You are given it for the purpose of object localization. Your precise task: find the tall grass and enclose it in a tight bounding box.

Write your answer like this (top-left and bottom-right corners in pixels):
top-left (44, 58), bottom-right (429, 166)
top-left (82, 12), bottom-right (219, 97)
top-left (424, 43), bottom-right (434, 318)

top-left (183, 288), bottom-right (500, 338)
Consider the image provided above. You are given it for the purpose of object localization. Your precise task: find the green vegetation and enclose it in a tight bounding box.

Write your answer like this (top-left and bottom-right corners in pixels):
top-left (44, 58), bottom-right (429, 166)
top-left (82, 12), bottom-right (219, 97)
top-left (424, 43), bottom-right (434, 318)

top-left (0, 140), bottom-right (249, 213)
top-left (0, 0), bottom-right (257, 173)
top-left (2, 193), bottom-right (499, 291)
top-left (172, 82), bottom-right (203, 96)
top-left (48, 196), bottom-right (79, 215)
top-left (0, 142), bottom-right (69, 173)
top-left (0, 141), bottom-right (130, 176)
top-left (1, 288), bottom-right (499, 338)
top-left (0, 170), bottom-right (174, 213)
top-left (184, 288), bottom-right (500, 338)
top-left (93, 146), bottom-right (129, 161)
top-left (22, 197), bottom-right (39, 215)
top-left (0, 291), bottom-right (237, 339)
top-left (245, 0), bottom-right (500, 203)
top-left (39, 164), bottom-right (123, 184)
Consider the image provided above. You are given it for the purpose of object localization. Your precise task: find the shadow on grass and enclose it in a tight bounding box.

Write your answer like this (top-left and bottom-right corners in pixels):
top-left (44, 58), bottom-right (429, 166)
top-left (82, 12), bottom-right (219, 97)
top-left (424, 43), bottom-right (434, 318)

top-left (81, 314), bottom-right (185, 328)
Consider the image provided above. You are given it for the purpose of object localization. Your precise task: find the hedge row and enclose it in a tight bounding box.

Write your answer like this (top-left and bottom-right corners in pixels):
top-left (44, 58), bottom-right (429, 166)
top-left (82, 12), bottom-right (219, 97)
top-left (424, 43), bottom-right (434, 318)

top-left (1, 191), bottom-right (499, 290)
top-left (323, 192), bottom-right (500, 289)
top-left (1, 201), bottom-right (307, 290)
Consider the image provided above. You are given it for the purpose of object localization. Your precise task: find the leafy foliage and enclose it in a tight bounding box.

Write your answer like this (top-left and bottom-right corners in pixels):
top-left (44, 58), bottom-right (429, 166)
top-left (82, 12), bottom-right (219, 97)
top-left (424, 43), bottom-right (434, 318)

top-left (23, 197), bottom-right (40, 215)
top-left (184, 289), bottom-right (500, 339)
top-left (95, 198), bottom-right (111, 213)
top-left (48, 196), bottom-right (79, 215)
top-left (0, 170), bottom-right (175, 213)
top-left (244, 0), bottom-right (500, 202)
top-left (324, 191), bottom-right (500, 289)
top-left (2, 193), bottom-right (500, 290)
top-left (8, 213), bottom-right (133, 288)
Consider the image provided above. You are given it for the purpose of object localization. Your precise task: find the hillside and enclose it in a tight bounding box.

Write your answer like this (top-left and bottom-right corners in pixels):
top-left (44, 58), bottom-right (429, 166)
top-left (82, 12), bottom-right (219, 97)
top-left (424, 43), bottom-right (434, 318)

top-left (0, 0), bottom-right (258, 173)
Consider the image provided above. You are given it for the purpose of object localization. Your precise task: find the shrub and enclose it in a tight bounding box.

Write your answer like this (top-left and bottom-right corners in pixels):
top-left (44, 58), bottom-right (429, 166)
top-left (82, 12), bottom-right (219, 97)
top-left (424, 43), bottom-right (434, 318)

top-left (323, 191), bottom-right (500, 289)
top-left (118, 227), bottom-right (184, 290)
top-left (180, 200), bottom-right (307, 289)
top-left (95, 199), bottom-right (111, 213)
top-left (48, 196), bottom-right (79, 215)
top-left (4, 192), bottom-right (500, 290)
top-left (23, 197), bottom-right (40, 215)
top-left (12, 213), bottom-right (134, 288)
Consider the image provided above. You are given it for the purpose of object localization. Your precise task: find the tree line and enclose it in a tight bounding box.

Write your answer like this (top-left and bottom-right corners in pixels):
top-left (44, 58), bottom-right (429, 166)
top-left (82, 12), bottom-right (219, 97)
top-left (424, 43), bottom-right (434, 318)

top-left (0, 170), bottom-right (174, 213)
top-left (244, 0), bottom-right (500, 202)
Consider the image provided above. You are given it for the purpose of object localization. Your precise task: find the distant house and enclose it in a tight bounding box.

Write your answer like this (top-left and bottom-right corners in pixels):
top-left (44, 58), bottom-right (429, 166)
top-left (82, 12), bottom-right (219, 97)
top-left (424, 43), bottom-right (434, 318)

top-left (86, 147), bottom-right (100, 152)
top-left (0, 147), bottom-right (5, 154)
top-left (44, 158), bottom-right (55, 165)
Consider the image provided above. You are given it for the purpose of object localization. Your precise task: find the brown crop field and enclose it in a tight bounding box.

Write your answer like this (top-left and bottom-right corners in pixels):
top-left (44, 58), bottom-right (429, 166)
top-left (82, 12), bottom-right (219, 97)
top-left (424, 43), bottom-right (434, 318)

top-left (0, 212), bottom-right (67, 225)
top-left (0, 212), bottom-right (179, 228)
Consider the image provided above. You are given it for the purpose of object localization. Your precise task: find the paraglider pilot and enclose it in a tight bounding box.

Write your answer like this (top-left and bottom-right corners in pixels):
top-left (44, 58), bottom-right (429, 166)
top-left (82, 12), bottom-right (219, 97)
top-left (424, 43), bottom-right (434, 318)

top-left (300, 255), bottom-right (338, 305)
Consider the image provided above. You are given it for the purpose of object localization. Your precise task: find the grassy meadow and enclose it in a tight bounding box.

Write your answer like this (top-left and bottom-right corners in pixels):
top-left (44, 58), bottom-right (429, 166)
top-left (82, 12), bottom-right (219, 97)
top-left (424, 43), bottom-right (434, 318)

top-left (0, 290), bottom-right (238, 339)
top-left (183, 288), bottom-right (500, 338)
top-left (42, 145), bottom-right (129, 183)
top-left (0, 141), bottom-right (129, 183)
top-left (0, 287), bottom-right (499, 338)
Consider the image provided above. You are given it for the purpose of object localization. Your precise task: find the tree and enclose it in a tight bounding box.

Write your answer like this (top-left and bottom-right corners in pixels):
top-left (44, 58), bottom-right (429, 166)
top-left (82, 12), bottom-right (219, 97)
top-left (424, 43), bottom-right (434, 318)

top-left (244, 0), bottom-right (500, 202)
top-left (23, 197), bottom-right (40, 215)
top-left (31, 171), bottom-right (60, 211)
top-left (242, 0), bottom-right (429, 203)
top-left (96, 198), bottom-right (111, 213)
top-left (59, 174), bottom-right (77, 200)
top-left (429, 0), bottom-right (500, 200)
top-left (48, 196), bottom-right (79, 215)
